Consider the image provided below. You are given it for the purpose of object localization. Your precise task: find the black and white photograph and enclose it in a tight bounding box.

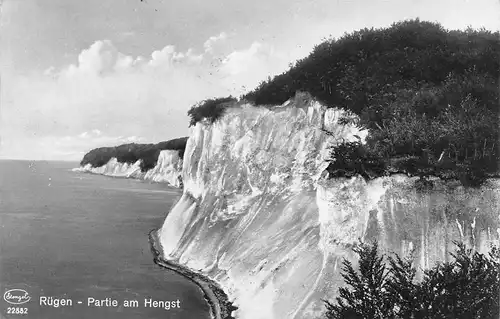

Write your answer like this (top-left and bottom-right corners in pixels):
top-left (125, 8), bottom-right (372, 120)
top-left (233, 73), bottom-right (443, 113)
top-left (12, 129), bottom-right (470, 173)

top-left (1, 0), bottom-right (499, 318)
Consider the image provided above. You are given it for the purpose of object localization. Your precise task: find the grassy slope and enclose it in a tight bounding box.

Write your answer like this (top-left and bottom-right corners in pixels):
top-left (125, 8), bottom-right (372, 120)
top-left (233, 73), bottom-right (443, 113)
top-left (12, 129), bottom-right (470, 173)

top-left (80, 137), bottom-right (188, 172)
top-left (189, 19), bottom-right (499, 186)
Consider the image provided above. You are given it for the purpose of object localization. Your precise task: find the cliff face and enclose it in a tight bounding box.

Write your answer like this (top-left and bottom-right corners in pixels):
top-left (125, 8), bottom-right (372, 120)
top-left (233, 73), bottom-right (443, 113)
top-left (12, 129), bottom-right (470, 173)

top-left (75, 158), bottom-right (145, 179)
top-left (74, 150), bottom-right (183, 188)
top-left (157, 92), bottom-right (500, 319)
top-left (314, 175), bottom-right (499, 317)
top-left (144, 150), bottom-right (183, 188)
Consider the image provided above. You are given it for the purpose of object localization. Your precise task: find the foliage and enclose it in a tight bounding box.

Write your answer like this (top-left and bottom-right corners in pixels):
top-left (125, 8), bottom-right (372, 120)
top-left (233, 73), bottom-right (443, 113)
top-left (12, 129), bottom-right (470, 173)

top-left (80, 137), bottom-right (188, 172)
top-left (324, 241), bottom-right (500, 319)
top-left (240, 19), bottom-right (499, 186)
top-left (324, 242), bottom-right (393, 319)
top-left (326, 142), bottom-right (386, 180)
top-left (357, 71), bottom-right (499, 185)
top-left (187, 96), bottom-right (237, 127)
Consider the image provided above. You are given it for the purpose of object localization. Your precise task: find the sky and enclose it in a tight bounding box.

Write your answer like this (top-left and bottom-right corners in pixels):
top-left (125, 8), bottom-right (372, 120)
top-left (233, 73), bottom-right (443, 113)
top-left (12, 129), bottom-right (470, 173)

top-left (0, 0), bottom-right (499, 161)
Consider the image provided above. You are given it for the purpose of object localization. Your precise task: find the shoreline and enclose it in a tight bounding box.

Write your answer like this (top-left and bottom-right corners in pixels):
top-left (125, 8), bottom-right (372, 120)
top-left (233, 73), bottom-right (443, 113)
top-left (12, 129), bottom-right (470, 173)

top-left (73, 167), bottom-right (184, 189)
top-left (148, 230), bottom-right (237, 319)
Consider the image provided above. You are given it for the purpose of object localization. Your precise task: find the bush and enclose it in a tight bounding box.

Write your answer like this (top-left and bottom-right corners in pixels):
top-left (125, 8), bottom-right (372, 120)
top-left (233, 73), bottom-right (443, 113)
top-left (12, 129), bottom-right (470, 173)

top-left (356, 70), bottom-right (499, 184)
top-left (324, 241), bottom-right (500, 319)
top-left (187, 96), bottom-right (237, 127)
top-left (80, 137), bottom-right (188, 172)
top-left (326, 142), bottom-right (386, 180)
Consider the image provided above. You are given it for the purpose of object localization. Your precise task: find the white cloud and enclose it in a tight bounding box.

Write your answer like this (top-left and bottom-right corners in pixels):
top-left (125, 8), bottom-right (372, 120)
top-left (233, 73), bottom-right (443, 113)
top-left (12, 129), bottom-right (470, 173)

top-left (114, 53), bottom-right (136, 71)
top-left (218, 41), bottom-right (301, 95)
top-left (148, 45), bottom-right (176, 68)
top-left (203, 32), bottom-right (228, 53)
top-left (65, 40), bottom-right (119, 76)
top-left (222, 41), bottom-right (267, 75)
top-left (1, 32), bottom-right (304, 160)
top-left (78, 129), bottom-right (103, 139)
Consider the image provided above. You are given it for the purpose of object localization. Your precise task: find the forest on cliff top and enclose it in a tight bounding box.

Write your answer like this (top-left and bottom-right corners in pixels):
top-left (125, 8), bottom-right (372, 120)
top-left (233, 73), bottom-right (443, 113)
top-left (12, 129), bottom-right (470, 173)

top-left (189, 19), bottom-right (499, 186)
top-left (80, 137), bottom-right (188, 172)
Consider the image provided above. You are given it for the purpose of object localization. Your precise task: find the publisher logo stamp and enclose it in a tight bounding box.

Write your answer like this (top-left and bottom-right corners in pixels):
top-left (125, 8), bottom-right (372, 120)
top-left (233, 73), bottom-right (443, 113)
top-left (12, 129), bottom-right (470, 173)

top-left (3, 289), bottom-right (31, 305)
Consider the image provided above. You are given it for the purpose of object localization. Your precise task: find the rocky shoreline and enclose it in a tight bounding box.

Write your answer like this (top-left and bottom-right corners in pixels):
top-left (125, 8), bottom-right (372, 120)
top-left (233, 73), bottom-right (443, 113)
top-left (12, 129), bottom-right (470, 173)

top-left (148, 230), bottom-right (237, 319)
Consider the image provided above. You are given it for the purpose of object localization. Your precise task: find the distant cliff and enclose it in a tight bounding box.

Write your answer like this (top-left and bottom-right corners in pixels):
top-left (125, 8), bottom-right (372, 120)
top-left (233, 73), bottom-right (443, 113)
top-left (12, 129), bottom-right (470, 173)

top-left (80, 137), bottom-right (188, 172)
top-left (75, 138), bottom-right (187, 188)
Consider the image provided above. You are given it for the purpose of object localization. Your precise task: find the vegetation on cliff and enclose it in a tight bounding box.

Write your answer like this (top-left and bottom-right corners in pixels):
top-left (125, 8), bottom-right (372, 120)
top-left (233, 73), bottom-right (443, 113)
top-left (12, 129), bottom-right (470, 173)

top-left (187, 96), bottom-right (237, 127)
top-left (80, 137), bottom-right (188, 172)
top-left (324, 241), bottom-right (500, 319)
top-left (189, 19), bottom-right (499, 186)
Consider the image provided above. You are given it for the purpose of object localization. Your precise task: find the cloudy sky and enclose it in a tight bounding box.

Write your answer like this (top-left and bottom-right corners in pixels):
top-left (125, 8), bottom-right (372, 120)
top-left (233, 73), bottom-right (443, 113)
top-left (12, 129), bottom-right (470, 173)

top-left (1, 0), bottom-right (499, 161)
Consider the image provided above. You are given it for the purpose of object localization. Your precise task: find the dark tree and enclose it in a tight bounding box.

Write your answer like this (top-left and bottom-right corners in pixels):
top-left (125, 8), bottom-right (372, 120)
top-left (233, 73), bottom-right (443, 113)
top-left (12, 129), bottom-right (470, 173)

top-left (187, 96), bottom-right (237, 127)
top-left (325, 241), bottom-right (500, 319)
top-left (324, 242), bottom-right (395, 319)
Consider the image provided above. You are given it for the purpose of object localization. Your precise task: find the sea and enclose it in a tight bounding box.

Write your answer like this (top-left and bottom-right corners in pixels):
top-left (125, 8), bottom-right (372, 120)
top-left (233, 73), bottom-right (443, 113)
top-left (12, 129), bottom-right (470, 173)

top-left (0, 160), bottom-right (211, 319)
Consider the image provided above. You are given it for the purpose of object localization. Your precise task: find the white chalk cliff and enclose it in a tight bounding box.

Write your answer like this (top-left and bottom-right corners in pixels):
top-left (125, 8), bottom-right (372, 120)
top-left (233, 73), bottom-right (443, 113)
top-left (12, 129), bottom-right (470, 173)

top-left (74, 157), bottom-right (145, 178)
top-left (73, 149), bottom-right (183, 188)
top-left (144, 150), bottom-right (184, 188)
top-left (157, 92), bottom-right (500, 319)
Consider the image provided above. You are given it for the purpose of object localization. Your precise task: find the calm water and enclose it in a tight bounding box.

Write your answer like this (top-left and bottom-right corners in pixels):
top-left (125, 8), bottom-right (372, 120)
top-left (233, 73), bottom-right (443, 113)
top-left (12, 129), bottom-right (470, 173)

top-left (0, 160), bottom-right (210, 319)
